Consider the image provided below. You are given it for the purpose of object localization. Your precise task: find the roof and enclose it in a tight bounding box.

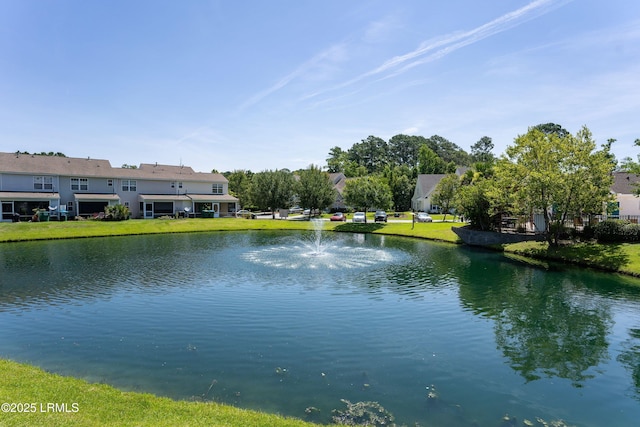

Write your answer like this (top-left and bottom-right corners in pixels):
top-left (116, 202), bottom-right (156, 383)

top-left (0, 191), bottom-right (60, 200)
top-left (329, 172), bottom-right (347, 194)
top-left (73, 193), bottom-right (121, 201)
top-left (138, 194), bottom-right (239, 203)
top-left (414, 174), bottom-right (448, 198)
top-left (0, 152), bottom-right (227, 183)
top-left (187, 194), bottom-right (239, 203)
top-left (138, 194), bottom-right (192, 201)
top-left (612, 172), bottom-right (640, 194)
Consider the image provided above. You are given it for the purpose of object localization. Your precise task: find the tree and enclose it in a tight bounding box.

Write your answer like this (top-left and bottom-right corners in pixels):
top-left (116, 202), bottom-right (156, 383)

top-left (495, 125), bottom-right (615, 245)
top-left (343, 176), bottom-right (392, 221)
top-left (250, 169), bottom-right (296, 219)
top-left (224, 169), bottom-right (254, 209)
top-left (455, 177), bottom-right (495, 230)
top-left (532, 122), bottom-right (570, 138)
top-left (470, 136), bottom-right (495, 164)
top-left (326, 146), bottom-right (348, 173)
top-left (347, 136), bottom-right (389, 174)
top-left (417, 145), bottom-right (447, 174)
top-left (16, 151), bottom-right (66, 157)
top-left (425, 135), bottom-right (471, 166)
top-left (387, 134), bottom-right (423, 168)
top-left (383, 165), bottom-right (415, 212)
top-left (432, 174), bottom-right (460, 221)
top-left (297, 165), bottom-right (336, 219)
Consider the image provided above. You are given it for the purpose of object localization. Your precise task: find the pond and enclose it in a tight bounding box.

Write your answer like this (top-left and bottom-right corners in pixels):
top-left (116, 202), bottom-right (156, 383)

top-left (1, 229), bottom-right (640, 426)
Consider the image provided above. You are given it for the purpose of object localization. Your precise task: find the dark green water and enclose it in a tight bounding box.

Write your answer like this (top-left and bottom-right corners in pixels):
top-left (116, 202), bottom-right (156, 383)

top-left (1, 230), bottom-right (640, 426)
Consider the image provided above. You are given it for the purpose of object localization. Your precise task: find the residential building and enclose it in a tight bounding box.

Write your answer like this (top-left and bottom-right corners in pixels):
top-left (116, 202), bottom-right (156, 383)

top-left (411, 168), bottom-right (469, 213)
top-left (329, 172), bottom-right (347, 211)
top-left (411, 174), bottom-right (448, 212)
top-left (0, 152), bottom-right (238, 221)
top-left (611, 172), bottom-right (640, 219)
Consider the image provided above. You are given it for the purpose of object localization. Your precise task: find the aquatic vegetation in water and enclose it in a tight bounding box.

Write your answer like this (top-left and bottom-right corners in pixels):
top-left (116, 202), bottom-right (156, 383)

top-left (425, 384), bottom-right (438, 401)
top-left (499, 414), bottom-right (574, 427)
top-left (331, 399), bottom-right (395, 426)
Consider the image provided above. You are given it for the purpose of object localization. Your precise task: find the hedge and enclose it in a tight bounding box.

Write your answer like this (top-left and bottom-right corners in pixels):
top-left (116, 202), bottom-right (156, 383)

top-left (594, 219), bottom-right (640, 243)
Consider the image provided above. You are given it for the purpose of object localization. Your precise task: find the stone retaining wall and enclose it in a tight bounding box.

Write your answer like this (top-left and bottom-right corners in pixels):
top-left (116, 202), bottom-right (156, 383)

top-left (453, 226), bottom-right (545, 246)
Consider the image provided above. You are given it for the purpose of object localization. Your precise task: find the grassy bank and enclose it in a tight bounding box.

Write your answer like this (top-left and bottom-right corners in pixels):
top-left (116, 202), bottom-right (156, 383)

top-left (0, 359), bottom-right (330, 427)
top-left (0, 217), bottom-right (461, 244)
top-left (502, 241), bottom-right (640, 278)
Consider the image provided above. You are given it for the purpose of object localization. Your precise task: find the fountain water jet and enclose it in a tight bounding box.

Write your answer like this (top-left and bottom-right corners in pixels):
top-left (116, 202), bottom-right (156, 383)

top-left (241, 220), bottom-right (404, 270)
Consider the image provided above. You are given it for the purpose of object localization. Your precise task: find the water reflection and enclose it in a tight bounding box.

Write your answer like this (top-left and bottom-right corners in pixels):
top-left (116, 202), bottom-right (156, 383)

top-left (1, 232), bottom-right (640, 426)
top-left (453, 248), bottom-right (614, 385)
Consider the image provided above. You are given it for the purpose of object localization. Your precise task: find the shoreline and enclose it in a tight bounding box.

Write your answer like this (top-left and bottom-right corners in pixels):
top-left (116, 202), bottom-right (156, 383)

top-left (1, 218), bottom-right (639, 279)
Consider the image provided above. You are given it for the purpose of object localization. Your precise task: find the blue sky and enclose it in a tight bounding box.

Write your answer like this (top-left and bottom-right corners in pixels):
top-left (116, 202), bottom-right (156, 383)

top-left (1, 0), bottom-right (639, 173)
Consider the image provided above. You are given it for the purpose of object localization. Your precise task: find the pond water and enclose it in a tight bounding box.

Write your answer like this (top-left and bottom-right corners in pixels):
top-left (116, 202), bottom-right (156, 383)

top-left (1, 230), bottom-right (640, 426)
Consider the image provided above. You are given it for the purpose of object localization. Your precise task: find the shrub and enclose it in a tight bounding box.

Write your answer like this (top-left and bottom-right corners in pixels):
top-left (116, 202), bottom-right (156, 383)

top-left (594, 219), bottom-right (640, 243)
top-left (104, 204), bottom-right (131, 221)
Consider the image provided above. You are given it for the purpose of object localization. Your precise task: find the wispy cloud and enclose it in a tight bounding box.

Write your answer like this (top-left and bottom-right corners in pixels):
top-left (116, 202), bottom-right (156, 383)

top-left (237, 43), bottom-right (348, 112)
top-left (306, 0), bottom-right (573, 100)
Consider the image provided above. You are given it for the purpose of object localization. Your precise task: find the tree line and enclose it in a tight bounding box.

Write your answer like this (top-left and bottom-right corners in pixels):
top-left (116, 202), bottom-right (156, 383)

top-left (222, 123), bottom-right (635, 244)
top-left (224, 133), bottom-right (495, 215)
top-left (432, 123), bottom-right (627, 246)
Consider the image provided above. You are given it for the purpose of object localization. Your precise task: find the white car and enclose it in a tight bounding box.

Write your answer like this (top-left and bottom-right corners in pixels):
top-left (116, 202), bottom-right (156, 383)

top-left (416, 212), bottom-right (433, 223)
top-left (352, 212), bottom-right (366, 223)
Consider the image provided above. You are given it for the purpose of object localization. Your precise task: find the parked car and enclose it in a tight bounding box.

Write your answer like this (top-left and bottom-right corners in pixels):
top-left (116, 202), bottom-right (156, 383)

top-left (330, 212), bottom-right (347, 222)
top-left (352, 212), bottom-right (366, 223)
top-left (416, 212), bottom-right (432, 223)
top-left (374, 210), bottom-right (388, 222)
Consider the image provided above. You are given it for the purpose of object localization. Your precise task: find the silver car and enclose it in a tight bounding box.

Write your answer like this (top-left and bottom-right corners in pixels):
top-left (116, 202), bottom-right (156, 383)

top-left (352, 212), bottom-right (366, 223)
top-left (416, 212), bottom-right (432, 222)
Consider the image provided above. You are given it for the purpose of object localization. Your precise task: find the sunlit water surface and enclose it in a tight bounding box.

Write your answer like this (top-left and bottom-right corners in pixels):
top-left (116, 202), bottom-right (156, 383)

top-left (1, 230), bottom-right (640, 426)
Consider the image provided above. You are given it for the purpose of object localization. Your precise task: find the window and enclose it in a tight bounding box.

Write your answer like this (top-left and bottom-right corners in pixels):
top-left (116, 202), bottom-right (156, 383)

top-left (66, 202), bottom-right (74, 211)
top-left (122, 180), bottom-right (137, 191)
top-left (107, 179), bottom-right (113, 187)
top-left (71, 178), bottom-right (88, 191)
top-left (171, 182), bottom-right (183, 189)
top-left (34, 176), bottom-right (53, 190)
top-left (178, 182), bottom-right (183, 189)
top-left (124, 201), bottom-right (129, 208)
top-left (212, 183), bottom-right (223, 194)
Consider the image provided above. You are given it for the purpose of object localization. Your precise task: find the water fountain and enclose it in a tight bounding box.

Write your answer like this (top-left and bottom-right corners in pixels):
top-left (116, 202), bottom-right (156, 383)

top-left (241, 219), bottom-right (402, 269)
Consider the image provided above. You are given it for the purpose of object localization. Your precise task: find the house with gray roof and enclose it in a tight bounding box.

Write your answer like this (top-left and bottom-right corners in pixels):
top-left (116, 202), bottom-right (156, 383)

top-left (0, 152), bottom-right (238, 220)
top-left (411, 174), bottom-right (448, 212)
top-left (611, 172), bottom-right (640, 219)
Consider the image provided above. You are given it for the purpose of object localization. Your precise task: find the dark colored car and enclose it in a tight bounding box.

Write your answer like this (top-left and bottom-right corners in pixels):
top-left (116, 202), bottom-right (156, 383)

top-left (374, 210), bottom-right (388, 222)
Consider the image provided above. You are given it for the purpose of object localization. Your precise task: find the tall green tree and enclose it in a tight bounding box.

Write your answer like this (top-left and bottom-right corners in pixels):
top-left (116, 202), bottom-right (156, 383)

top-left (383, 165), bottom-right (415, 212)
top-left (425, 135), bottom-right (471, 166)
top-left (326, 146), bottom-right (348, 173)
top-left (496, 125), bottom-right (615, 245)
top-left (387, 134), bottom-right (423, 169)
top-left (455, 177), bottom-right (495, 230)
top-left (417, 145), bottom-right (447, 174)
top-left (250, 169), bottom-right (296, 219)
top-left (297, 165), bottom-right (336, 219)
top-left (432, 174), bottom-right (460, 221)
top-left (347, 136), bottom-right (389, 174)
top-left (343, 176), bottom-right (392, 221)
top-left (470, 136), bottom-right (495, 164)
top-left (532, 122), bottom-right (570, 138)
top-left (224, 170), bottom-right (254, 209)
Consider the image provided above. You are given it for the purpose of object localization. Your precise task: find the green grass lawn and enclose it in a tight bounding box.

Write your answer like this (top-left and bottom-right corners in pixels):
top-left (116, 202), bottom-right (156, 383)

top-left (0, 359), bottom-right (331, 427)
top-left (502, 241), bottom-right (640, 278)
top-left (0, 217), bottom-right (461, 244)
